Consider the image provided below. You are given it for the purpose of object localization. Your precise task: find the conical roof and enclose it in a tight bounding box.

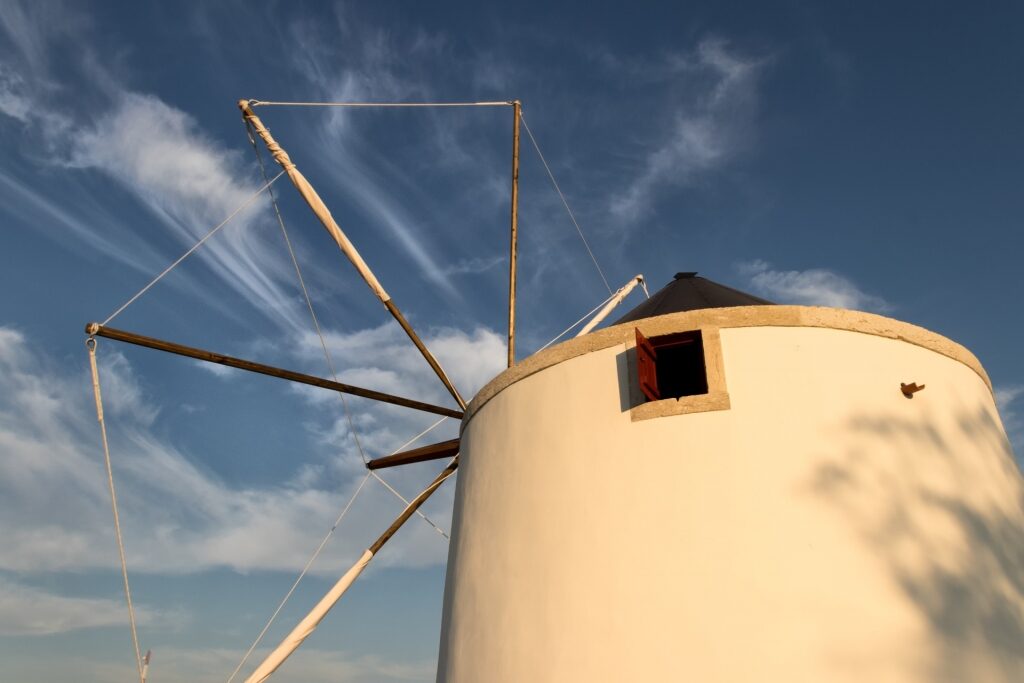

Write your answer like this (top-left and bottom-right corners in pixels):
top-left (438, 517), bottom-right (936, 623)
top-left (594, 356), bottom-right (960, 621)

top-left (612, 272), bottom-right (773, 325)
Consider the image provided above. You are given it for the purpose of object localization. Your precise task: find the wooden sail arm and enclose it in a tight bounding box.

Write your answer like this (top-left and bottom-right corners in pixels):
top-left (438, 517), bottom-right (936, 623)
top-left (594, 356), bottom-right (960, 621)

top-left (577, 274), bottom-right (645, 337)
top-left (237, 100), bottom-right (466, 410)
top-left (243, 458), bottom-right (458, 683)
top-left (84, 323), bottom-right (463, 420)
top-left (366, 438), bottom-right (460, 470)
top-left (507, 100), bottom-right (521, 368)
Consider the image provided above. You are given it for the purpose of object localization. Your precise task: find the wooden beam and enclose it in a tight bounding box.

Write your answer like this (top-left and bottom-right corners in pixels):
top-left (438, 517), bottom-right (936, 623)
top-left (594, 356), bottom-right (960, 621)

top-left (85, 323), bottom-right (463, 419)
top-left (366, 438), bottom-right (460, 470)
top-left (507, 100), bottom-right (521, 368)
top-left (238, 100), bottom-right (466, 410)
top-left (369, 458), bottom-right (458, 553)
top-left (242, 457), bottom-right (458, 683)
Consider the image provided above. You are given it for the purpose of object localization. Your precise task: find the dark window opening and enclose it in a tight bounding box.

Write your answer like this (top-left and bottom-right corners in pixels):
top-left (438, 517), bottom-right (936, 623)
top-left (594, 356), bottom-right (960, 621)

top-left (635, 328), bottom-right (708, 402)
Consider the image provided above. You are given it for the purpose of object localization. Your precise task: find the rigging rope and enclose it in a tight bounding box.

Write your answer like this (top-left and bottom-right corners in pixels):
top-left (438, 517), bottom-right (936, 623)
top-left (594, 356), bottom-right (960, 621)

top-left (390, 416), bottom-right (449, 454)
top-left (101, 171), bottom-right (285, 326)
top-left (245, 122), bottom-right (449, 535)
top-left (83, 108), bottom-right (468, 683)
top-left (249, 100), bottom-right (512, 108)
top-left (538, 290), bottom-right (618, 352)
top-left (244, 122), bottom-right (370, 465)
top-left (368, 415), bottom-right (453, 539)
top-left (87, 338), bottom-right (145, 683)
top-left (370, 471), bottom-right (450, 540)
top-left (226, 471), bottom-right (372, 683)
top-left (519, 111), bottom-right (613, 295)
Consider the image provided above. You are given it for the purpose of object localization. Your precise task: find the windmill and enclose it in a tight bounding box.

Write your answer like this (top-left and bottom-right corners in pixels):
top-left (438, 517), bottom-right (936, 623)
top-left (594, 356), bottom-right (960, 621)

top-left (84, 100), bottom-right (1024, 683)
top-left (83, 97), bottom-right (593, 683)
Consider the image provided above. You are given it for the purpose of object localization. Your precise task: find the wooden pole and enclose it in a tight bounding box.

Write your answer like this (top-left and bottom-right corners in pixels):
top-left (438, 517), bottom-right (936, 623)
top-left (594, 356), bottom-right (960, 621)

top-left (577, 275), bottom-right (645, 337)
top-left (85, 323), bottom-right (463, 419)
top-left (238, 100), bottom-right (466, 410)
top-left (507, 100), bottom-right (521, 368)
top-left (243, 458), bottom-right (458, 683)
top-left (369, 458), bottom-right (458, 552)
top-left (366, 438), bottom-right (460, 470)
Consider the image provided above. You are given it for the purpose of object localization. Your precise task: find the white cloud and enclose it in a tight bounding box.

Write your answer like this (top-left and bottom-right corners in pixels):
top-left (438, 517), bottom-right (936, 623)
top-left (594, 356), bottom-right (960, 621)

top-left (0, 64), bottom-right (32, 122)
top-left (284, 17), bottom-right (510, 303)
top-left (193, 359), bottom-right (238, 379)
top-left (288, 320), bottom-right (503, 504)
top-left (994, 385), bottom-right (1023, 460)
top-left (0, 322), bottom-right (503, 576)
top-left (63, 92), bottom-right (305, 329)
top-left (0, 577), bottom-right (164, 636)
top-left (441, 255), bottom-right (507, 276)
top-left (0, 3), bottom-right (307, 332)
top-left (994, 386), bottom-right (1023, 410)
top-left (298, 322), bottom-right (504, 407)
top-left (4, 644), bottom-right (433, 683)
top-left (737, 260), bottom-right (891, 312)
top-left (610, 39), bottom-right (768, 222)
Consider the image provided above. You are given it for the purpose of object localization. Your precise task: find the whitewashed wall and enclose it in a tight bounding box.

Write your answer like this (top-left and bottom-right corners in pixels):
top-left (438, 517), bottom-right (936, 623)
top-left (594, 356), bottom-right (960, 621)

top-left (438, 311), bottom-right (1024, 683)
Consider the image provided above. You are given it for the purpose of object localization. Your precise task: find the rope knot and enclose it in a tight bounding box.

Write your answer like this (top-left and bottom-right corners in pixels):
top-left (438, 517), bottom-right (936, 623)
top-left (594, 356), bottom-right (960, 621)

top-left (266, 140), bottom-right (295, 170)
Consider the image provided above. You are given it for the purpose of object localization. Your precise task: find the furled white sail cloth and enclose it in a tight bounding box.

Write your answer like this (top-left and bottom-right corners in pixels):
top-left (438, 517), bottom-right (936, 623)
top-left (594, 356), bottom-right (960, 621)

top-left (243, 549), bottom-right (374, 683)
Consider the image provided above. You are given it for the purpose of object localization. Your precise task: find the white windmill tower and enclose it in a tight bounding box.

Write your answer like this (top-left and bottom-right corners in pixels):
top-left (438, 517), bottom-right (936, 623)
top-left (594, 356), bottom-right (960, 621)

top-left (82, 98), bottom-right (1023, 683)
top-left (437, 273), bottom-right (1024, 682)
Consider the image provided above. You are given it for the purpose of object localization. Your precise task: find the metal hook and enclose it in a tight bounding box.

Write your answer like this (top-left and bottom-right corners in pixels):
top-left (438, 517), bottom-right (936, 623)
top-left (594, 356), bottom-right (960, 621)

top-left (901, 382), bottom-right (925, 398)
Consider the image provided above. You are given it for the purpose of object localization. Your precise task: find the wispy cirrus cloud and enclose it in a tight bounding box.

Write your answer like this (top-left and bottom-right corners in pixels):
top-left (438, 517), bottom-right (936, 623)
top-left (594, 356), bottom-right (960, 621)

top-left (0, 576), bottom-right (165, 636)
top-left (0, 0), bottom-right (86, 76)
top-left (609, 39), bottom-right (769, 223)
top-left (441, 255), bottom-right (507, 277)
top-left (279, 10), bottom-right (527, 307)
top-left (0, 2), bottom-right (308, 331)
top-left (0, 321), bottom-right (500, 576)
top-left (737, 259), bottom-right (891, 312)
top-left (298, 321), bottom-right (504, 403)
top-left (0, 0), bottom-right (505, 584)
top-left (64, 92), bottom-right (308, 329)
top-left (285, 16), bottom-right (466, 302)
top-left (0, 168), bottom-right (166, 271)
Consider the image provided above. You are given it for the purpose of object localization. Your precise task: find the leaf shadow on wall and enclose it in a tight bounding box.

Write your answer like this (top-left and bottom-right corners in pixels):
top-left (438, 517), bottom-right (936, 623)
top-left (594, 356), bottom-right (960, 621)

top-left (809, 403), bottom-right (1024, 682)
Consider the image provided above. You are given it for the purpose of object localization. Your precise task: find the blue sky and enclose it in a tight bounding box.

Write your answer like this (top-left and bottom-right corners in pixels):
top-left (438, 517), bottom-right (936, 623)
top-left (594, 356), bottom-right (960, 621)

top-left (1, 1), bottom-right (1022, 681)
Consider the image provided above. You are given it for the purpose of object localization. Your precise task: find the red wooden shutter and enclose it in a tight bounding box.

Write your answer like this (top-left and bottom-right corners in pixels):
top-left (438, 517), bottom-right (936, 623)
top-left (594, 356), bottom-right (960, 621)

top-left (635, 328), bottom-right (660, 402)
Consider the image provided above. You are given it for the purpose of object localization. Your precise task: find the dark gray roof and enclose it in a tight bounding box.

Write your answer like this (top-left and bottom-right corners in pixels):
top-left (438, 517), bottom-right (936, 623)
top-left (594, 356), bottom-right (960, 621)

top-left (612, 272), bottom-right (773, 325)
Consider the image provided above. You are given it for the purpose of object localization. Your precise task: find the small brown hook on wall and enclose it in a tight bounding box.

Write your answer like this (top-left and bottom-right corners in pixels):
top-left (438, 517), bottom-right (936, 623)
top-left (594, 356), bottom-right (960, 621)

top-left (901, 382), bottom-right (926, 398)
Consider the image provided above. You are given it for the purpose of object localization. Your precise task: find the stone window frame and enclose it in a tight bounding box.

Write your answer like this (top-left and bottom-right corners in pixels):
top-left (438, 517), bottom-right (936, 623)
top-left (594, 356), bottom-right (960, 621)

top-left (460, 307), bottom-right (991, 432)
top-left (626, 326), bottom-right (730, 421)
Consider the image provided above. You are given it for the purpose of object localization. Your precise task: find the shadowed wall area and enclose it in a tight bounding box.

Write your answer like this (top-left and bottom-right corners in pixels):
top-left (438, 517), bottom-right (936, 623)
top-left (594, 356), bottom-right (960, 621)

top-left (812, 404), bottom-right (1024, 681)
top-left (440, 309), bottom-right (1024, 683)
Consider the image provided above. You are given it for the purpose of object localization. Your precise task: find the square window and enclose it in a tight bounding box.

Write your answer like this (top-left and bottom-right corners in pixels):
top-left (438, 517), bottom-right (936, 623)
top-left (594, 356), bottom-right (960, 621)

top-left (635, 328), bottom-right (709, 402)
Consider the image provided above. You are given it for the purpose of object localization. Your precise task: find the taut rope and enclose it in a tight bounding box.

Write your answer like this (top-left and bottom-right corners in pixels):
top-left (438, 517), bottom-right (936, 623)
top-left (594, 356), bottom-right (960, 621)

top-left (245, 121), bottom-right (450, 533)
top-left (101, 171), bottom-right (285, 327)
top-left (87, 337), bottom-right (145, 683)
top-left (538, 290), bottom-right (619, 351)
top-left (248, 100), bottom-right (513, 108)
top-left (226, 472), bottom-right (372, 683)
top-left (519, 110), bottom-right (613, 295)
top-left (243, 121), bottom-right (370, 465)
top-left (369, 471), bottom-right (450, 540)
